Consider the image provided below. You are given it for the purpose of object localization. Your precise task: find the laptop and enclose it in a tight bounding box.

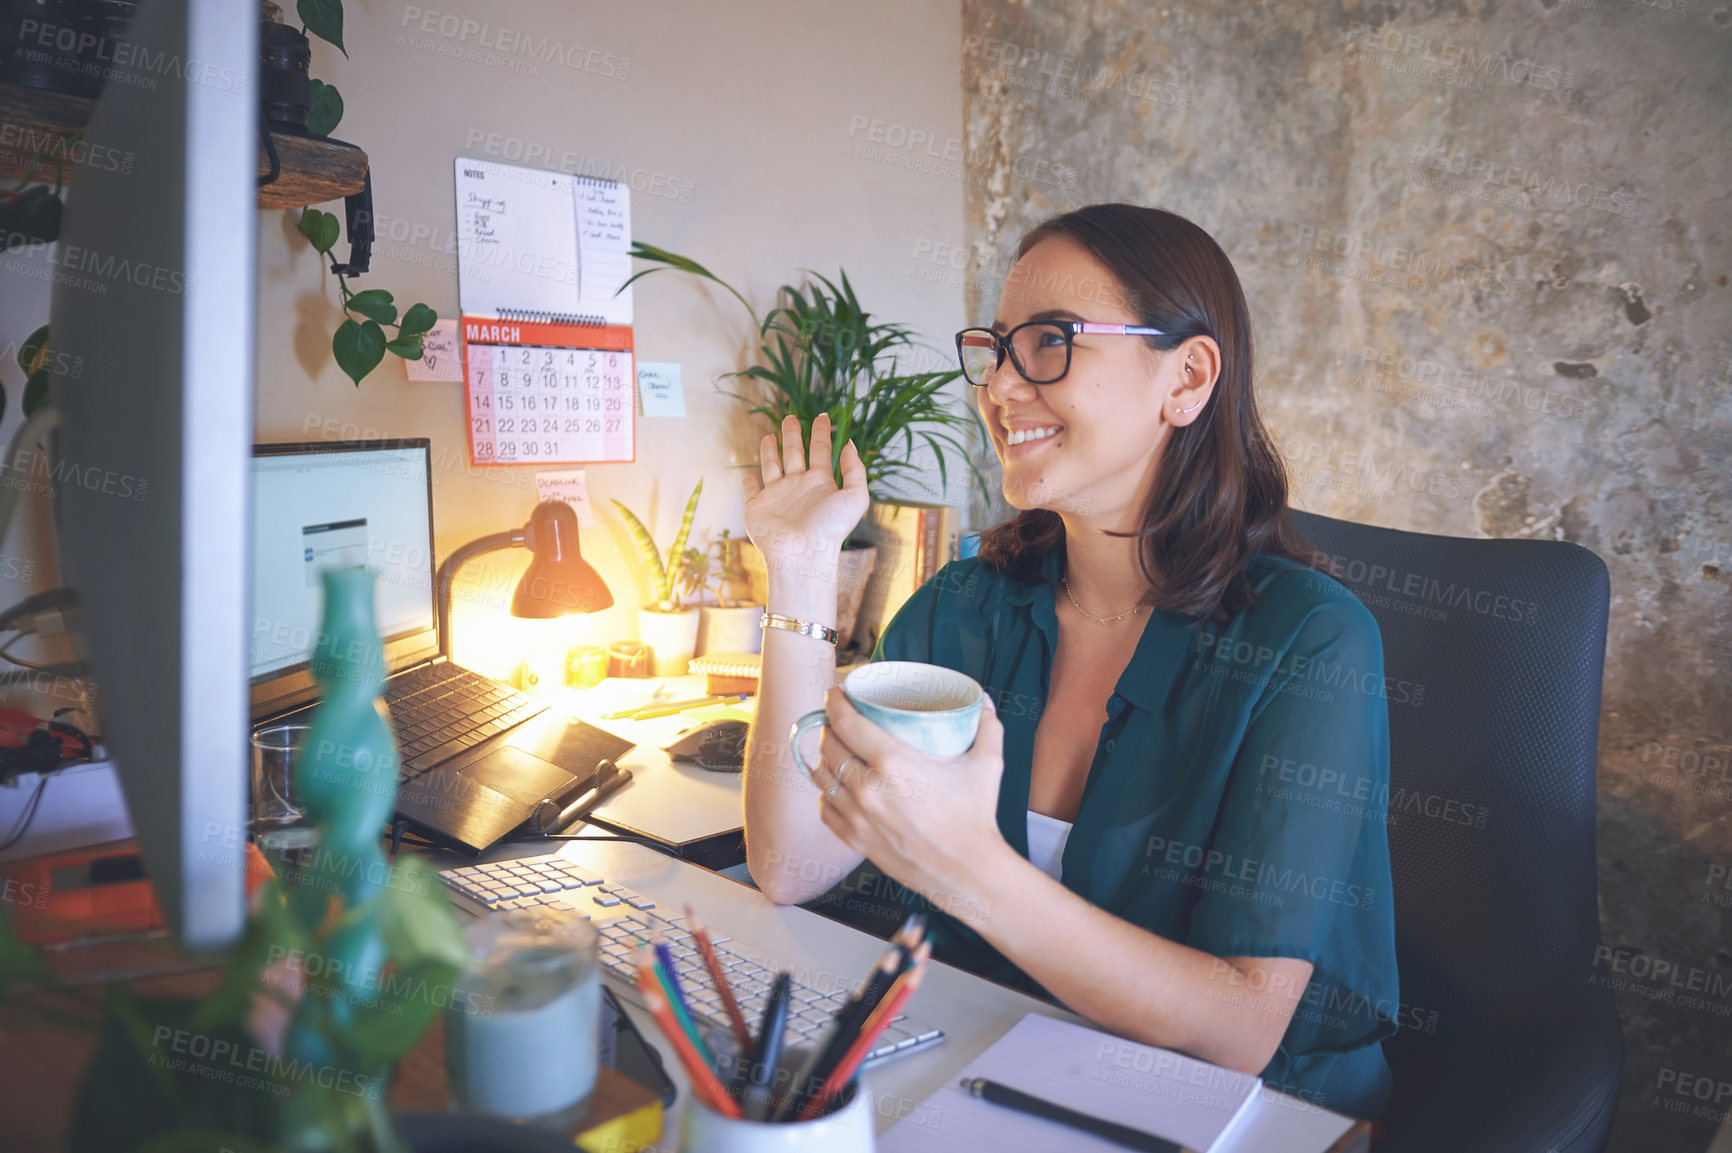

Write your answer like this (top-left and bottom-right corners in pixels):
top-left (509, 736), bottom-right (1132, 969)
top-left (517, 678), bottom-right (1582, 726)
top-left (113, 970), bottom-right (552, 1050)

top-left (249, 439), bottom-right (634, 855)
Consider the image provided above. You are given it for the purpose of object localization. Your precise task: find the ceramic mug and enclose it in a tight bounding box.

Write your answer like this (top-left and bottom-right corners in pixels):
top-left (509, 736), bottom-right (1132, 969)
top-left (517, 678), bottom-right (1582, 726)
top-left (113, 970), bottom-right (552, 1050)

top-left (789, 660), bottom-right (984, 780)
top-left (678, 1079), bottom-right (872, 1153)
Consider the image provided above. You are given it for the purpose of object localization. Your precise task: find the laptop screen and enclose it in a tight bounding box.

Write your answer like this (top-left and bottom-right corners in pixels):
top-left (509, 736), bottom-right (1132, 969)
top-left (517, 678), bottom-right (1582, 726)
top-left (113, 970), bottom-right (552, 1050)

top-left (250, 440), bottom-right (441, 714)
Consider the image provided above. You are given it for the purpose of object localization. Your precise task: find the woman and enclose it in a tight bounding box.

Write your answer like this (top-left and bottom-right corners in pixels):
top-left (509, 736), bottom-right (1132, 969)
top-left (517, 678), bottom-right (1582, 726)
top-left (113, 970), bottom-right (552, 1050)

top-left (740, 203), bottom-right (1399, 1119)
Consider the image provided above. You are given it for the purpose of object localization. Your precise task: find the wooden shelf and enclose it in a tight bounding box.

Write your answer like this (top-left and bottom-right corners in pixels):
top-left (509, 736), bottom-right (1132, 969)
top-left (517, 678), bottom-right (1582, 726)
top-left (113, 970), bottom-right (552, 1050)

top-left (0, 81), bottom-right (368, 210)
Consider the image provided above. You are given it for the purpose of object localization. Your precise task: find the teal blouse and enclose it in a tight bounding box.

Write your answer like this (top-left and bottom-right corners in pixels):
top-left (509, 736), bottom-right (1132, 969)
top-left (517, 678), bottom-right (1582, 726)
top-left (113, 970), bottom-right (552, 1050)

top-left (870, 548), bottom-right (1401, 1120)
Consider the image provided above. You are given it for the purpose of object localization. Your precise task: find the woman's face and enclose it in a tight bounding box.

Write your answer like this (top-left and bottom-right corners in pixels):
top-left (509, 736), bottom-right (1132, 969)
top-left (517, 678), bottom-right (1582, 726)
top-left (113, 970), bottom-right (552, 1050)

top-left (975, 235), bottom-right (1201, 524)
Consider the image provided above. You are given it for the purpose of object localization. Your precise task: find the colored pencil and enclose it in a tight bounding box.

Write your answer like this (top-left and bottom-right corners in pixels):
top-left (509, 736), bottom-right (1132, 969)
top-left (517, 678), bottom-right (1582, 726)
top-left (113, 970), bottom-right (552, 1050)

top-left (797, 942), bottom-right (931, 1121)
top-left (633, 963), bottom-right (742, 1118)
top-left (775, 918), bottom-right (924, 1120)
top-left (636, 944), bottom-right (715, 1071)
top-left (649, 929), bottom-right (716, 1067)
top-left (603, 693), bottom-right (745, 719)
top-left (687, 904), bottom-right (752, 1052)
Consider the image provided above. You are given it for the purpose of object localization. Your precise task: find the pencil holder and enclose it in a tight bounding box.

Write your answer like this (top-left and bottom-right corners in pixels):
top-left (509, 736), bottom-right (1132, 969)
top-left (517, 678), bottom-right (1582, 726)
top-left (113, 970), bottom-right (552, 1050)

top-left (677, 1079), bottom-right (873, 1152)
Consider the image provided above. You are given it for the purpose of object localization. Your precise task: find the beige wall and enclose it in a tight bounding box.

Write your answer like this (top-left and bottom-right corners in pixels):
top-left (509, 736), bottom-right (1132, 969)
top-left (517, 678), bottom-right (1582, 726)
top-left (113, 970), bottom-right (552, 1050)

top-left (252, 0), bottom-right (967, 678)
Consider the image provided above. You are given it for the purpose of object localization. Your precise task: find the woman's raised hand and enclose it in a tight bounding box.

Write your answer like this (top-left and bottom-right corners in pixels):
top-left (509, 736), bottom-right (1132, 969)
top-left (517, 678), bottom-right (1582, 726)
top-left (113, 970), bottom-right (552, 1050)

top-left (742, 414), bottom-right (870, 572)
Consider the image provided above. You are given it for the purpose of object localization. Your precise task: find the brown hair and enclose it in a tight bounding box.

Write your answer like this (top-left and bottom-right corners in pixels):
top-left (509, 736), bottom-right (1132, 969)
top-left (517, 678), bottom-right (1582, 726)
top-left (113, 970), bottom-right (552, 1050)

top-left (976, 203), bottom-right (1313, 621)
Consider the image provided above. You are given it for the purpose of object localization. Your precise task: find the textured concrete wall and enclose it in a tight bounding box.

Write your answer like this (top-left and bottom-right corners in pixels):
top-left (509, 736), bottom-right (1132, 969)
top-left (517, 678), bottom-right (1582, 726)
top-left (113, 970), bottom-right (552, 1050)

top-left (959, 1), bottom-right (1730, 1148)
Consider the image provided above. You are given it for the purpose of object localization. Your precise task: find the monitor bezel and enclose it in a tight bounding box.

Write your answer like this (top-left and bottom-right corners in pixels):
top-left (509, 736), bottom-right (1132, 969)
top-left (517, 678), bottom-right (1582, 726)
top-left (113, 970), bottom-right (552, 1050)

top-left (249, 438), bottom-right (441, 719)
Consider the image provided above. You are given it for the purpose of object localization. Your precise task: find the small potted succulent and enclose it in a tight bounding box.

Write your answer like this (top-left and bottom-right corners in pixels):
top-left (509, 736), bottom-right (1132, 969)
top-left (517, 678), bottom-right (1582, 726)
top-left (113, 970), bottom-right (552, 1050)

top-left (682, 529), bottom-right (763, 657)
top-left (612, 480), bottom-right (704, 676)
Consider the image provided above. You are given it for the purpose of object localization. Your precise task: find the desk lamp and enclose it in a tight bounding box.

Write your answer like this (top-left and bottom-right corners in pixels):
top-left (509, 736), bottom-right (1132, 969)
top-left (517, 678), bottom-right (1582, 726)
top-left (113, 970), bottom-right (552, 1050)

top-left (435, 501), bottom-right (613, 654)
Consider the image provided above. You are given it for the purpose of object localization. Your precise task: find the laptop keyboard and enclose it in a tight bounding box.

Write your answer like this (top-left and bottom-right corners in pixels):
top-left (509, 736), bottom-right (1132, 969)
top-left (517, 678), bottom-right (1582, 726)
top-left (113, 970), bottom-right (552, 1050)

top-left (439, 857), bottom-right (946, 1068)
top-left (385, 663), bottom-right (545, 780)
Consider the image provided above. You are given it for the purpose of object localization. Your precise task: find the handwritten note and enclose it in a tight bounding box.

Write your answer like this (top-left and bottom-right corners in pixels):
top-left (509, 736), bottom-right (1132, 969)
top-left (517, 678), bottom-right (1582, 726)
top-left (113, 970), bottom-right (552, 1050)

top-left (454, 158), bottom-right (632, 325)
top-left (636, 361), bottom-right (686, 418)
top-left (535, 469), bottom-right (596, 527)
top-left (403, 318), bottom-right (462, 382)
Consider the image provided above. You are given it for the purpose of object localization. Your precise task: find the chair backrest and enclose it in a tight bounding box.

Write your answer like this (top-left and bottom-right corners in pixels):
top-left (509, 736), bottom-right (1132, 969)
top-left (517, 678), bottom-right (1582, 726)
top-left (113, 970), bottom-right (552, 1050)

top-left (1289, 512), bottom-right (1610, 1059)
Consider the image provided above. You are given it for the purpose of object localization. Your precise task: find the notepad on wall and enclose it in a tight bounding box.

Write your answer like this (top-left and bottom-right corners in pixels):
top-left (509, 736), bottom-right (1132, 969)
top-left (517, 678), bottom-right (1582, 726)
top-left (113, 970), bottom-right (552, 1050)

top-left (455, 158), bottom-right (632, 326)
top-left (880, 1014), bottom-right (1264, 1153)
top-left (454, 158), bottom-right (637, 466)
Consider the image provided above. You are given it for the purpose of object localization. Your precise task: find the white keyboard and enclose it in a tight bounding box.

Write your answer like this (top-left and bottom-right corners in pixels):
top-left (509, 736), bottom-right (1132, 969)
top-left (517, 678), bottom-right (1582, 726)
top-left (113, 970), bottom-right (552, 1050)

top-left (439, 855), bottom-right (945, 1067)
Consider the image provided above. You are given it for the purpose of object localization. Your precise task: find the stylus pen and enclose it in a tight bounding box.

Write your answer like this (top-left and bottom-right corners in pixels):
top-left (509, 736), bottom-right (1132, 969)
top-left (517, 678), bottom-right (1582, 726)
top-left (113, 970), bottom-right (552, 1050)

top-left (962, 1078), bottom-right (1187, 1153)
top-left (536, 763), bottom-right (630, 834)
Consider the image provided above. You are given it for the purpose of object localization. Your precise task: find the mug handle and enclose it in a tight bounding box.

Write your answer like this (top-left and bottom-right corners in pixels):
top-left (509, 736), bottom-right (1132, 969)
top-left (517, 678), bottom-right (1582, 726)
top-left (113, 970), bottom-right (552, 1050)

top-left (788, 709), bottom-right (829, 779)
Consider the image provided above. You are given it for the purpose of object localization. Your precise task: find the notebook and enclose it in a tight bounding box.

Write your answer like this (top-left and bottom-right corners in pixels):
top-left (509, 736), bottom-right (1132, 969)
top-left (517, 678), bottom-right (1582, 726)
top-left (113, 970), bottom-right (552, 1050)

top-left (687, 651), bottom-right (761, 695)
top-left (880, 1014), bottom-right (1266, 1153)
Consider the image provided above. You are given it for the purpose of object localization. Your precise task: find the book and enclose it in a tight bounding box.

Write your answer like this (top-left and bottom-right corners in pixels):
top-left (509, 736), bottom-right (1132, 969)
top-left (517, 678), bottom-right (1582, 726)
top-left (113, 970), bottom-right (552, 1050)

top-left (880, 1014), bottom-right (1271, 1153)
top-left (851, 500), bottom-right (956, 651)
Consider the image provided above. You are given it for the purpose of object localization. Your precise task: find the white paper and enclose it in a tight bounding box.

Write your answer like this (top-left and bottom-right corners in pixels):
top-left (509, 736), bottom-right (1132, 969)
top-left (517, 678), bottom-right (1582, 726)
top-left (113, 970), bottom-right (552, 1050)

top-left (535, 469), bottom-right (596, 527)
top-left (403, 318), bottom-right (462, 381)
top-left (880, 1014), bottom-right (1264, 1153)
top-left (454, 158), bottom-right (632, 325)
top-left (636, 361), bottom-right (686, 417)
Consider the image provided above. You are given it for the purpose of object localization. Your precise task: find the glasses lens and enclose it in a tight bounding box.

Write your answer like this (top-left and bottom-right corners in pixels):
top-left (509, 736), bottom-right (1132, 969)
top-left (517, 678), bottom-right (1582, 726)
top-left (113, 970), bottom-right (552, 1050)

top-left (1008, 323), bottom-right (1071, 384)
top-left (958, 330), bottom-right (999, 386)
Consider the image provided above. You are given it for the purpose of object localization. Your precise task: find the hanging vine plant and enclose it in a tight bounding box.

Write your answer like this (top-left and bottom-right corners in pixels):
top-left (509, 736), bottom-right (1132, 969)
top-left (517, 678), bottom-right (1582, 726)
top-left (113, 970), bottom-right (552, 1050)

top-left (289, 0), bottom-right (437, 386)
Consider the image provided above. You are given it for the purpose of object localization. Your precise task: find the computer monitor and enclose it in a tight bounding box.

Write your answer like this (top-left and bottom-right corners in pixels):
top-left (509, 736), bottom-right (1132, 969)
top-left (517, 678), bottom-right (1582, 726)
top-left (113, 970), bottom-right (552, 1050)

top-left (49, 0), bottom-right (257, 947)
top-left (250, 441), bottom-right (440, 719)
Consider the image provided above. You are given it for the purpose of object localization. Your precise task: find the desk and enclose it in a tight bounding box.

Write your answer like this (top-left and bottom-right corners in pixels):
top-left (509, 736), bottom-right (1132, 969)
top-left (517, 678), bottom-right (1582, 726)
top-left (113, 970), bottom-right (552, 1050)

top-left (437, 837), bottom-right (1371, 1152)
top-left (543, 675), bottom-right (749, 867)
top-left (0, 825), bottom-right (1367, 1152)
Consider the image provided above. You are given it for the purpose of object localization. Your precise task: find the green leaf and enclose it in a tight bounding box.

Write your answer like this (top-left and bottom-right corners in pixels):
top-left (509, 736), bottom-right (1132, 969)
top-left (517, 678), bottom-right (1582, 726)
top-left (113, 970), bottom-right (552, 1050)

top-left (346, 288), bottom-right (397, 325)
top-left (188, 879), bottom-right (306, 1033)
top-left (299, 207), bottom-right (339, 254)
top-left (398, 302), bottom-right (438, 336)
top-left (298, 0), bottom-right (347, 56)
top-left (307, 79), bottom-right (344, 137)
top-left (17, 324), bottom-right (49, 374)
top-left (610, 499), bottom-right (669, 600)
top-left (333, 318), bottom-right (387, 385)
top-left (0, 185), bottom-right (63, 248)
top-left (385, 335), bottom-right (424, 360)
top-left (22, 369), bottom-right (49, 416)
top-left (380, 856), bottom-right (470, 970)
top-left (664, 480), bottom-right (703, 602)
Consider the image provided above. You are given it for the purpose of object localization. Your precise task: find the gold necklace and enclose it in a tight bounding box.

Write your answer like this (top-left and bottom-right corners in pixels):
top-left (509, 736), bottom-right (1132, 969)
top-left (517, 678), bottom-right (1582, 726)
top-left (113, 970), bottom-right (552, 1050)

top-left (1061, 576), bottom-right (1144, 626)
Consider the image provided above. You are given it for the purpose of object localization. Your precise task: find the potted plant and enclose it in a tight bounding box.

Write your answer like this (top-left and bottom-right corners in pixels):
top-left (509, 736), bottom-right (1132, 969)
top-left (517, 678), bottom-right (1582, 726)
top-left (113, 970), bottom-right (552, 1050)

top-left (612, 480), bottom-right (704, 676)
top-left (622, 244), bottom-right (989, 648)
top-left (682, 529), bottom-right (763, 657)
top-left (0, 569), bottom-right (479, 1153)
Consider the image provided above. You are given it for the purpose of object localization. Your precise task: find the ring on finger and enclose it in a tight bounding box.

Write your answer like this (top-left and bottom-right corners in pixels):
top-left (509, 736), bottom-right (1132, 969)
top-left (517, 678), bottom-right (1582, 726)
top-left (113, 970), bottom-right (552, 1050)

top-left (834, 755), bottom-right (860, 783)
top-left (825, 783), bottom-right (842, 799)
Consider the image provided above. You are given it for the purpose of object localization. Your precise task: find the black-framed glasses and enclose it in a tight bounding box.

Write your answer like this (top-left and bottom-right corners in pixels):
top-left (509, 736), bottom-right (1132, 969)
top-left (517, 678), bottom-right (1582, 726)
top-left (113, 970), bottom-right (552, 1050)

top-left (955, 320), bottom-right (1166, 387)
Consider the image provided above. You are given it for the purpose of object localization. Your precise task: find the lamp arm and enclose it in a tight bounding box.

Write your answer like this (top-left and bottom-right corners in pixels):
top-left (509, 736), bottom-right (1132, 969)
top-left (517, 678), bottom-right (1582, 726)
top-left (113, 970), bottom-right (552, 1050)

top-left (435, 529), bottom-right (524, 655)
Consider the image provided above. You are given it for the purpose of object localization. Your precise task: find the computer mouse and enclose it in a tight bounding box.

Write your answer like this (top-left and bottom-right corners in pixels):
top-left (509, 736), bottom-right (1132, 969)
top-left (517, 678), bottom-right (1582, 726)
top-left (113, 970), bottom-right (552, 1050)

top-left (662, 718), bottom-right (749, 773)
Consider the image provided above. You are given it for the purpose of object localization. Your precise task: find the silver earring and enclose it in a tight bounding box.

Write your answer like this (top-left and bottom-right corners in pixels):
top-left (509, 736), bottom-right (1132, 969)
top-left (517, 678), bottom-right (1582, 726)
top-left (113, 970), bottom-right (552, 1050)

top-left (1175, 399), bottom-right (1202, 415)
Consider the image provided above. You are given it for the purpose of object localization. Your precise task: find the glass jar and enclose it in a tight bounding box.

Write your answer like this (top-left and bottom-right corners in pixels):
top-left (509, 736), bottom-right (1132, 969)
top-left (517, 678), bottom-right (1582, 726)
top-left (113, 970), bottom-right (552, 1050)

top-left (445, 908), bottom-right (602, 1127)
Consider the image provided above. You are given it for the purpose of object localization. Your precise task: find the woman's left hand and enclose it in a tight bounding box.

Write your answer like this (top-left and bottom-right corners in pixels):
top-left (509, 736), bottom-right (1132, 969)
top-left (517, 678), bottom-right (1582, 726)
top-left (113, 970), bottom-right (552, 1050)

top-left (807, 688), bottom-right (1010, 921)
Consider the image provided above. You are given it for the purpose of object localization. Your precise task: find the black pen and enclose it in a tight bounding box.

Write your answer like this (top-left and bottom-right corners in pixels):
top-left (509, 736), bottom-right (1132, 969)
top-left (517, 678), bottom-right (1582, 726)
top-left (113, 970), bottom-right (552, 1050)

top-left (777, 915), bottom-right (924, 1120)
top-left (962, 1078), bottom-right (1188, 1153)
top-left (740, 971), bottom-right (792, 1121)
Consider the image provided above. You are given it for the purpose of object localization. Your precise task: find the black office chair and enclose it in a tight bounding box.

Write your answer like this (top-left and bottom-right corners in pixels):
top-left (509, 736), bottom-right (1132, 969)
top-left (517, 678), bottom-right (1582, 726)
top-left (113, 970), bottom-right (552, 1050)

top-left (1290, 510), bottom-right (1623, 1153)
